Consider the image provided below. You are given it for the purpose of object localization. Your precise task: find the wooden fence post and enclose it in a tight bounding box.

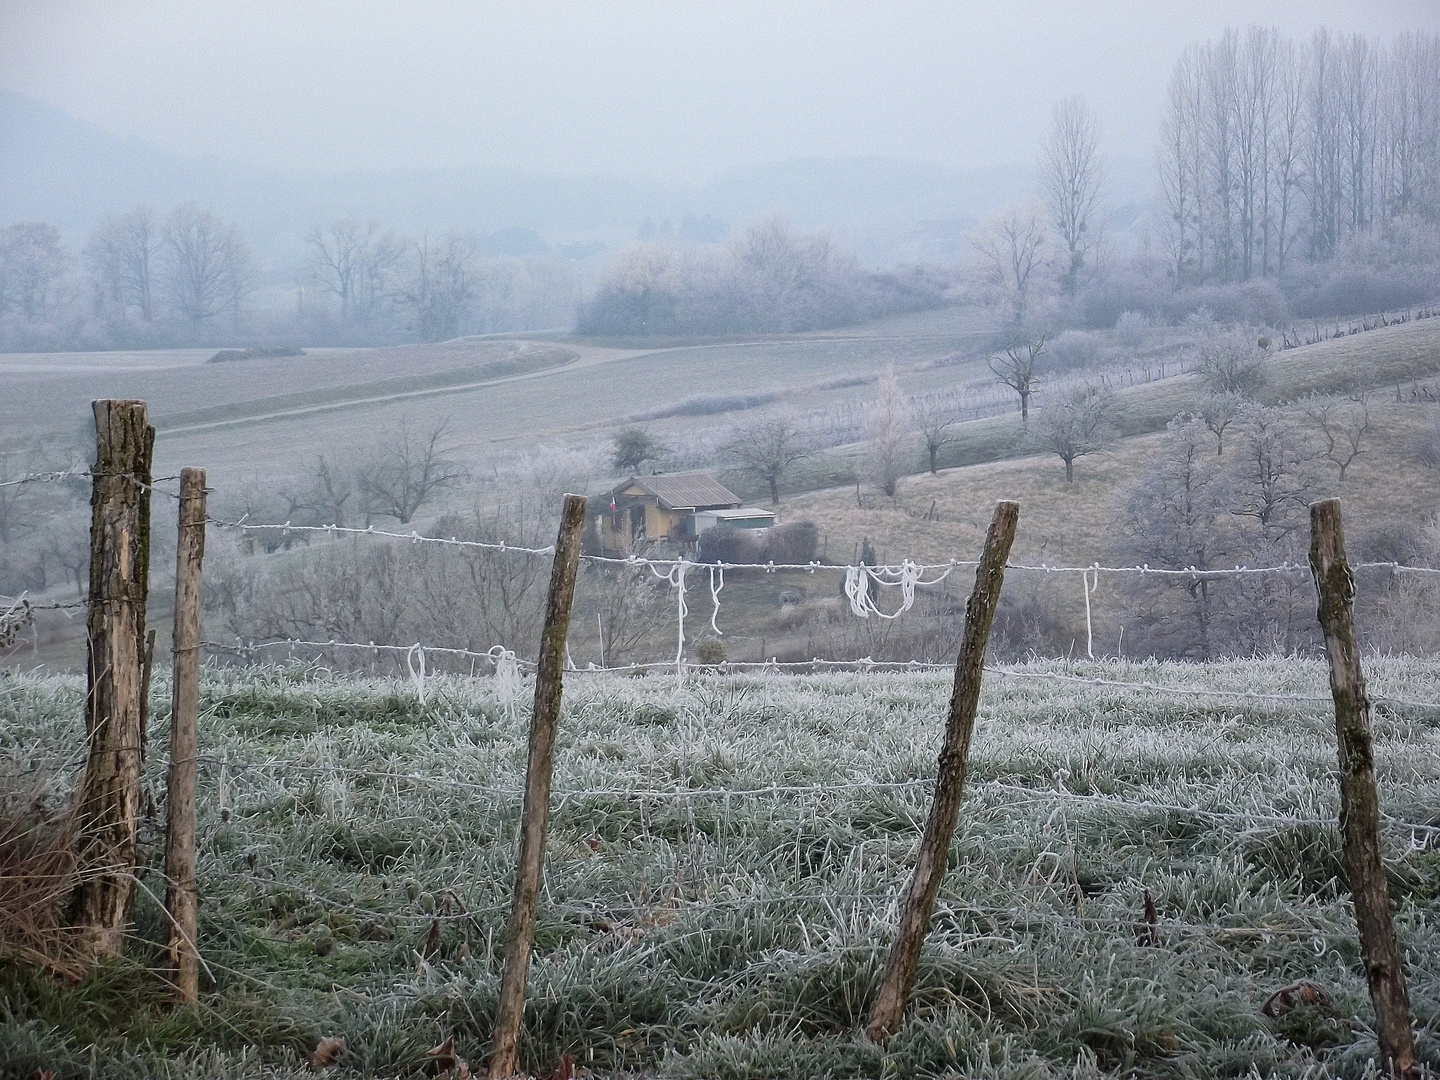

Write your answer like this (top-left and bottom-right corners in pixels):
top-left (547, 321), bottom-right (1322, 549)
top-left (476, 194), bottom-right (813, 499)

top-left (1309, 499), bottom-right (1417, 1078)
top-left (165, 467), bottom-right (206, 1004)
top-left (866, 500), bottom-right (1018, 1042)
top-left (488, 494), bottom-right (587, 1080)
top-left (69, 400), bottom-right (155, 961)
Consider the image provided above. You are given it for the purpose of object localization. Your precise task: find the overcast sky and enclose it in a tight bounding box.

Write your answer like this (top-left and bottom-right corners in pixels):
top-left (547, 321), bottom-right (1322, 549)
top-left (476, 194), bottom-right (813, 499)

top-left (3, 0), bottom-right (1438, 180)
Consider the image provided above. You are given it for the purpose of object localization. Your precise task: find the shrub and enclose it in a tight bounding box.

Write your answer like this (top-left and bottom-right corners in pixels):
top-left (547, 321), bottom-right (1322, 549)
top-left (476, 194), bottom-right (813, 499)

top-left (694, 638), bottom-right (726, 664)
top-left (1113, 310), bottom-right (1151, 349)
top-left (765, 520), bottom-right (820, 564)
top-left (697, 525), bottom-right (761, 564)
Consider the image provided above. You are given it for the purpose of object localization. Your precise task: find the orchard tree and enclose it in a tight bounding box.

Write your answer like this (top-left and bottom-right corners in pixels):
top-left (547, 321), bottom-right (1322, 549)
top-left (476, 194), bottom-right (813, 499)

top-left (355, 420), bottom-right (467, 524)
top-left (1027, 383), bottom-right (1118, 482)
top-left (1305, 391), bottom-right (1372, 480)
top-left (722, 415), bottom-right (817, 504)
top-left (611, 427), bottom-right (668, 474)
top-left (1196, 332), bottom-right (1267, 396)
top-left (1122, 417), bottom-right (1228, 656)
top-left (913, 397), bottom-right (959, 474)
top-left (971, 200), bottom-right (1054, 327)
top-left (989, 333), bottom-right (1048, 423)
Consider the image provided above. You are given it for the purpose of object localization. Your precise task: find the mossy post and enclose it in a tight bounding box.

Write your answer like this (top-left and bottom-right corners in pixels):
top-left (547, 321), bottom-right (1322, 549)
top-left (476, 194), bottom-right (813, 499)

top-left (69, 399), bottom-right (154, 961)
top-left (488, 493), bottom-right (587, 1079)
top-left (867, 499), bottom-right (1018, 1043)
top-left (1309, 499), bottom-right (1417, 1078)
top-left (165, 467), bottom-right (206, 1003)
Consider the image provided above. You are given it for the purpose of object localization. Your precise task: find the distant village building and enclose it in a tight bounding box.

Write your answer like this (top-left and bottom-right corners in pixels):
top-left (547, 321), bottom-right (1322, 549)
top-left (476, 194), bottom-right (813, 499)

top-left (597, 473), bottom-right (775, 553)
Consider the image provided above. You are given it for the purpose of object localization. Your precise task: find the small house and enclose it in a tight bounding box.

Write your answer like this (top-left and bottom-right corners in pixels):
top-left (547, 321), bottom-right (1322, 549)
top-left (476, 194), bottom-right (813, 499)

top-left (598, 473), bottom-right (750, 552)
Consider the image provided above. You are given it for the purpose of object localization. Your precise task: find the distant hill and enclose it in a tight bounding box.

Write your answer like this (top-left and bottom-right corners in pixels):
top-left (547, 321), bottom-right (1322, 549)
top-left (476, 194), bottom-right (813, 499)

top-left (0, 90), bottom-right (1063, 269)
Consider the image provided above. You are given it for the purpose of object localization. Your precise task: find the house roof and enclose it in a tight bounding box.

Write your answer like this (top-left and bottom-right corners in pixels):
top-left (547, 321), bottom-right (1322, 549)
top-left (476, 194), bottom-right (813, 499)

top-left (707, 507), bottom-right (775, 521)
top-left (613, 473), bottom-right (742, 511)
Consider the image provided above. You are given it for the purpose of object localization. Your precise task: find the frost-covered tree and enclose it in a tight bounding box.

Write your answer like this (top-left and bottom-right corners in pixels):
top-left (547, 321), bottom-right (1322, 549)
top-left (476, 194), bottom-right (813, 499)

top-left (1026, 384), bottom-right (1118, 482)
top-left (865, 367), bottom-right (909, 496)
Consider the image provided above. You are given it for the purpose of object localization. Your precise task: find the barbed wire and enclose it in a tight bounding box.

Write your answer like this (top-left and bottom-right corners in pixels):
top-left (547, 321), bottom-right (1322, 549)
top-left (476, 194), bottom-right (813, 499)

top-left (191, 634), bottom-right (1440, 711)
top-left (0, 468), bottom-right (181, 495)
top-left (199, 514), bottom-right (1440, 579)
top-left (188, 754), bottom-right (1440, 840)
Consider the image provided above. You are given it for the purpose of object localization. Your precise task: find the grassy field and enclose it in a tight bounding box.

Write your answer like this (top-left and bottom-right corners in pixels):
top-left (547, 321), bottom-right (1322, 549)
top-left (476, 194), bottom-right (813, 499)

top-left (3, 660), bottom-right (1439, 1078)
top-left (0, 307), bottom-right (999, 490)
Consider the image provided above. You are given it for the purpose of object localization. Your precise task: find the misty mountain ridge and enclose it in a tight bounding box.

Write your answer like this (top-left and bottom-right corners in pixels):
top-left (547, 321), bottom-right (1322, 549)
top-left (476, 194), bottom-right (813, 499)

top-left (0, 89), bottom-right (1149, 269)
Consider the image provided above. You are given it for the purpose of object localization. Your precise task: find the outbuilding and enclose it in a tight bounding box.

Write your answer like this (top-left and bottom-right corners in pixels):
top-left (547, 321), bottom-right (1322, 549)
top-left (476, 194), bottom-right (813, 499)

top-left (597, 473), bottom-right (749, 552)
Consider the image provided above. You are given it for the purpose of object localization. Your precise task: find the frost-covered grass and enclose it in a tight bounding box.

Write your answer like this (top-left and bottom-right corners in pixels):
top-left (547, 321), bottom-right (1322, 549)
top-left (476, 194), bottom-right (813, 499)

top-left (2, 658), bottom-right (1440, 1078)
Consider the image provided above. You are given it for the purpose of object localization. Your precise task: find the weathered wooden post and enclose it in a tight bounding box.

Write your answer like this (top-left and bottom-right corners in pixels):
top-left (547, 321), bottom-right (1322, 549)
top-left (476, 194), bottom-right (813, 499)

top-left (1309, 499), bottom-right (1417, 1078)
top-left (867, 500), bottom-right (1018, 1042)
top-left (69, 400), bottom-right (155, 961)
top-left (165, 467), bottom-right (206, 1003)
top-left (488, 494), bottom-right (587, 1079)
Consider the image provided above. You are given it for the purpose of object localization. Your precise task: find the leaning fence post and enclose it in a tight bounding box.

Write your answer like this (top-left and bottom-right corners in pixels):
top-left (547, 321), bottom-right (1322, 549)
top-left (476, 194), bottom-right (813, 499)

top-left (488, 494), bottom-right (587, 1080)
top-left (1309, 499), bottom-right (1417, 1078)
top-left (165, 467), bottom-right (206, 1004)
top-left (69, 399), bottom-right (155, 961)
top-left (866, 500), bottom-right (1018, 1042)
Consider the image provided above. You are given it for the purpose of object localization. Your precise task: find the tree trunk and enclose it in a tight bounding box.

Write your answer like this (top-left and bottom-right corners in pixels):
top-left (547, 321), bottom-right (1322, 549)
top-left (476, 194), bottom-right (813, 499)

top-left (1309, 499), bottom-right (1417, 1078)
top-left (768, 474), bottom-right (780, 505)
top-left (866, 501), bottom-right (1019, 1042)
top-left (928, 446), bottom-right (938, 474)
top-left (69, 400), bottom-right (154, 962)
top-left (1064, 457), bottom-right (1074, 483)
top-left (1020, 390), bottom-right (1030, 422)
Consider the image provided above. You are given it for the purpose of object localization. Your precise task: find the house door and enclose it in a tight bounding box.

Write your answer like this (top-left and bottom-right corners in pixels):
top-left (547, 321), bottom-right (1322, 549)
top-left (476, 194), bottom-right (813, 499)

top-left (630, 504), bottom-right (646, 540)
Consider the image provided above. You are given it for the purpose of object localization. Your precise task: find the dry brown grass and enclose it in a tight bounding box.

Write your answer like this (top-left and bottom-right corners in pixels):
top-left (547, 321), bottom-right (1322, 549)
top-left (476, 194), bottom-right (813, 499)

top-left (0, 780), bottom-right (81, 980)
top-left (781, 394), bottom-right (1440, 650)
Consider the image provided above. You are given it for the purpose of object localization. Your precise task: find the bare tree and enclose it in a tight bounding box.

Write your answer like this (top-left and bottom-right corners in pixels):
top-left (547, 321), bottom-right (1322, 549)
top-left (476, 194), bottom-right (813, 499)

top-left (1122, 417), bottom-right (1228, 657)
top-left (282, 455), bottom-right (355, 528)
top-left (1199, 391), bottom-right (1243, 455)
top-left (1225, 403), bottom-right (1325, 539)
top-left (1027, 384), bottom-right (1118, 483)
top-left (584, 561), bottom-right (668, 664)
top-left (988, 333), bottom-right (1048, 423)
top-left (355, 421), bottom-right (467, 524)
top-left (971, 200), bottom-right (1053, 327)
top-left (398, 231), bottom-right (478, 341)
top-left (721, 415), bottom-right (817, 505)
top-left (161, 204), bottom-right (256, 326)
top-left (307, 219), bottom-right (403, 324)
top-left (1305, 391), bottom-right (1373, 480)
top-left (1158, 44), bottom-right (1206, 284)
top-left (913, 397), bottom-right (959, 474)
top-left (85, 205), bottom-right (160, 323)
top-left (1040, 95), bottom-right (1105, 295)
top-left (865, 367), bottom-right (909, 496)
top-left (0, 223), bottom-right (70, 324)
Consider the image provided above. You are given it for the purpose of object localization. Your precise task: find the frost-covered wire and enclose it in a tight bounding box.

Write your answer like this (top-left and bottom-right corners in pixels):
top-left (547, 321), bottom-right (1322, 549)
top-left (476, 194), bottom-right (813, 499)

top-left (195, 755), bottom-right (1440, 839)
top-left (985, 665), bottom-right (1440, 711)
top-left (844, 559), bottom-right (957, 619)
top-left (205, 517), bottom-right (558, 556)
top-left (708, 564), bottom-right (724, 636)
